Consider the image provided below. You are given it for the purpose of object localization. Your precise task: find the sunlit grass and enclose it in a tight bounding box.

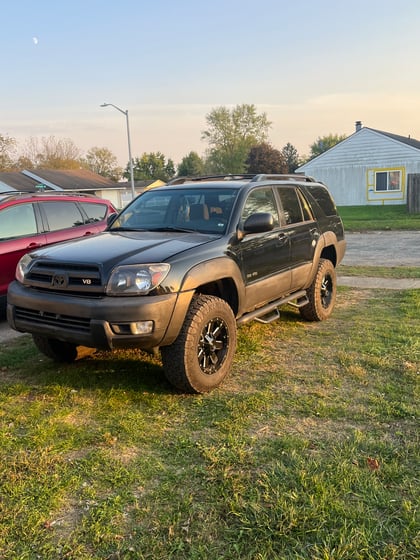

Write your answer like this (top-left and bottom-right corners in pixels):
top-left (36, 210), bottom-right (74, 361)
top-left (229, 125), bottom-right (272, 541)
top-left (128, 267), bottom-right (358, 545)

top-left (0, 288), bottom-right (419, 559)
top-left (338, 265), bottom-right (420, 278)
top-left (338, 204), bottom-right (420, 231)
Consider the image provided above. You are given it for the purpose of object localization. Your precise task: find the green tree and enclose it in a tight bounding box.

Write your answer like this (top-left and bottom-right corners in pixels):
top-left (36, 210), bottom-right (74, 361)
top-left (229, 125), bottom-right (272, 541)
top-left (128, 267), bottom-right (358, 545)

top-left (246, 143), bottom-right (287, 174)
top-left (130, 152), bottom-right (175, 182)
top-left (84, 146), bottom-right (122, 181)
top-left (202, 104), bottom-right (271, 174)
top-left (177, 151), bottom-right (205, 177)
top-left (281, 143), bottom-right (300, 173)
top-left (0, 133), bottom-right (17, 171)
top-left (309, 133), bottom-right (347, 160)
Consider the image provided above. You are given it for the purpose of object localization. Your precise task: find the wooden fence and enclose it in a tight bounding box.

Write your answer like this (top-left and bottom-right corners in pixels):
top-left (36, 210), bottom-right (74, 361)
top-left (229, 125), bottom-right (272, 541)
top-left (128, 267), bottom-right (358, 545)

top-left (407, 174), bottom-right (420, 214)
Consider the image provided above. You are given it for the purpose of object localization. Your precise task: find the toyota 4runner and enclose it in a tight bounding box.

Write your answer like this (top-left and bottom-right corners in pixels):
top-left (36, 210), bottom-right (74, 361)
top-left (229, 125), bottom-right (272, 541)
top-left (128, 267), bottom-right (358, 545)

top-left (7, 174), bottom-right (346, 393)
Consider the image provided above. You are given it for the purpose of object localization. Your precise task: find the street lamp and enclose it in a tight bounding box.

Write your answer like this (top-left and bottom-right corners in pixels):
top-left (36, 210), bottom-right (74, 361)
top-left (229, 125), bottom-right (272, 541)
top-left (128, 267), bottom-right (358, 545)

top-left (100, 102), bottom-right (136, 199)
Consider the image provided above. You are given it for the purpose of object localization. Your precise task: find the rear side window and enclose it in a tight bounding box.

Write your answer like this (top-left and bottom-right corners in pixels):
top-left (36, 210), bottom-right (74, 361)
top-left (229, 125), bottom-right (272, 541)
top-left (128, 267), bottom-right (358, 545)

top-left (0, 203), bottom-right (38, 240)
top-left (276, 187), bottom-right (313, 225)
top-left (307, 186), bottom-right (337, 216)
top-left (41, 201), bottom-right (85, 231)
top-left (276, 188), bottom-right (304, 225)
top-left (80, 202), bottom-right (109, 223)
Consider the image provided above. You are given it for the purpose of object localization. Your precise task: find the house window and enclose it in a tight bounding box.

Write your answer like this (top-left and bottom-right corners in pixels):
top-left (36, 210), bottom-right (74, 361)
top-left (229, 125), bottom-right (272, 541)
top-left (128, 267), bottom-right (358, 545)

top-left (375, 170), bottom-right (401, 192)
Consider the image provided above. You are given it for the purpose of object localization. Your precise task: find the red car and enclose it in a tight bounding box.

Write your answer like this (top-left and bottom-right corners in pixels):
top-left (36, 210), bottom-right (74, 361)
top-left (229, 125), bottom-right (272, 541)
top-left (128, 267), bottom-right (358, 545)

top-left (0, 191), bottom-right (116, 309)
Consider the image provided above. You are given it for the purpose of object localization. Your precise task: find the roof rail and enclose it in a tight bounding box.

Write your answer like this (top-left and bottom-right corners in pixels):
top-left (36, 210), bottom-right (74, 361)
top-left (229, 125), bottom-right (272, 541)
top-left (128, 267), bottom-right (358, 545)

top-left (167, 174), bottom-right (255, 185)
top-left (251, 174), bottom-right (317, 183)
top-left (0, 190), bottom-right (98, 197)
top-left (167, 174), bottom-right (319, 186)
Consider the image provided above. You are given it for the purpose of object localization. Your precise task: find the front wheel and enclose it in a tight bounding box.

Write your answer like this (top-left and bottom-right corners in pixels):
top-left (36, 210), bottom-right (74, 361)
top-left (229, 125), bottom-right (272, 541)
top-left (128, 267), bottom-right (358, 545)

top-left (161, 294), bottom-right (237, 393)
top-left (300, 259), bottom-right (337, 321)
top-left (32, 335), bottom-right (78, 363)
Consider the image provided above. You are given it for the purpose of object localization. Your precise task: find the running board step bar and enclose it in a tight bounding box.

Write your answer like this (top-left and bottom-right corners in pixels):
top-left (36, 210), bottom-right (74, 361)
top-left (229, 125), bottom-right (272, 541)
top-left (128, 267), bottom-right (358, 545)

top-left (237, 290), bottom-right (308, 326)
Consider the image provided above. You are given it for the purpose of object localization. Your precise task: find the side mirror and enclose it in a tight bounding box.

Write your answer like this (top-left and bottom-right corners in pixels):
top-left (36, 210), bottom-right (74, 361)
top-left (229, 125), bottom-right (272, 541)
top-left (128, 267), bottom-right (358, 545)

top-left (107, 212), bottom-right (118, 227)
top-left (243, 212), bottom-right (274, 234)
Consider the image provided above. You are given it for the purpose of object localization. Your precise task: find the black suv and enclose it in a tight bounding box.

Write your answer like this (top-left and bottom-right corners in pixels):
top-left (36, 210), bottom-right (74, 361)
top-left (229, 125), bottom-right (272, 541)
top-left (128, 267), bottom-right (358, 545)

top-left (7, 174), bottom-right (346, 393)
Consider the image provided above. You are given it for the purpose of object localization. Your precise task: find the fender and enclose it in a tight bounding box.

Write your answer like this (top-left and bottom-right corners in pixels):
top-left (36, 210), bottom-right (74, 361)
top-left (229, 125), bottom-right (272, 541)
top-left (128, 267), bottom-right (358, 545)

top-left (302, 231), bottom-right (343, 289)
top-left (180, 256), bottom-right (245, 309)
top-left (159, 257), bottom-right (246, 346)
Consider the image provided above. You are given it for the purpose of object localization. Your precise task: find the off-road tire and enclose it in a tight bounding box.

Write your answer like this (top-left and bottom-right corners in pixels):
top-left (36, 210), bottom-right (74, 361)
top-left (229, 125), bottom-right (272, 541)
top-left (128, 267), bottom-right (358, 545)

top-left (161, 294), bottom-right (237, 393)
top-left (299, 258), bottom-right (336, 321)
top-left (33, 335), bottom-right (78, 363)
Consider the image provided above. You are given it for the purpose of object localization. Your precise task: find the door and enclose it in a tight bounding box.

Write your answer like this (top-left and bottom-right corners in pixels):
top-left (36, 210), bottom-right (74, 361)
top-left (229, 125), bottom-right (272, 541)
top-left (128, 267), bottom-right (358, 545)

top-left (237, 187), bottom-right (292, 309)
top-left (276, 186), bottom-right (320, 287)
top-left (0, 202), bottom-right (47, 298)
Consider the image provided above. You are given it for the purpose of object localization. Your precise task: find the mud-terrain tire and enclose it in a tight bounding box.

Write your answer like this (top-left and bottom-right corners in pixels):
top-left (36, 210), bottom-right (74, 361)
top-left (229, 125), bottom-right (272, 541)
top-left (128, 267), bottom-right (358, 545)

top-left (33, 335), bottom-right (78, 363)
top-left (161, 294), bottom-right (237, 393)
top-left (299, 258), bottom-right (336, 322)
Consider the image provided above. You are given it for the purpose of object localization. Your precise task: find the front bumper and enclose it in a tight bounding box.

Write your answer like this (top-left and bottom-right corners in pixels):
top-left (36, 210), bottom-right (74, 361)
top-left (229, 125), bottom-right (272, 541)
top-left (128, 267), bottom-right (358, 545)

top-left (7, 281), bottom-right (192, 351)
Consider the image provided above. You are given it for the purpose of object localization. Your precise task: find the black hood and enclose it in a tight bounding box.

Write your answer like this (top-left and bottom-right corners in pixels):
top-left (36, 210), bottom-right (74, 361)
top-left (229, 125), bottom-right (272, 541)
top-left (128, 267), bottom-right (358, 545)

top-left (29, 230), bottom-right (217, 267)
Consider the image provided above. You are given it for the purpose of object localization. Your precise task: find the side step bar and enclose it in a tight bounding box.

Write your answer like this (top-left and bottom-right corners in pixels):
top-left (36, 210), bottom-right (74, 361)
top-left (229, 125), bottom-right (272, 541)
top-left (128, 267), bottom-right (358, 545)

top-left (237, 290), bottom-right (308, 326)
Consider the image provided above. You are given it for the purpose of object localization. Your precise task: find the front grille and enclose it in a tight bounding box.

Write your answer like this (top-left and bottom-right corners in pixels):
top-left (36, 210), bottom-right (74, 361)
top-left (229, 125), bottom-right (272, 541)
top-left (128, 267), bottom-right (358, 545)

top-left (26, 260), bottom-right (104, 295)
top-left (15, 306), bottom-right (91, 332)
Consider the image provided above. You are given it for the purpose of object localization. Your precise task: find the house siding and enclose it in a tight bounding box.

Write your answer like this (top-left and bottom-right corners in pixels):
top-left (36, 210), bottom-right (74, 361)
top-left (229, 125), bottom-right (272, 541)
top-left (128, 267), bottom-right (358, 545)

top-left (297, 128), bottom-right (420, 206)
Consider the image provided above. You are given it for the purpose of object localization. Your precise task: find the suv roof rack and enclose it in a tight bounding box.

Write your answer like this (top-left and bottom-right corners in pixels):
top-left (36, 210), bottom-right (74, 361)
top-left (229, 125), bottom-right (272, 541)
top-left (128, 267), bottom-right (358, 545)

top-left (251, 174), bottom-right (317, 183)
top-left (167, 174), bottom-right (317, 186)
top-left (167, 174), bottom-right (256, 185)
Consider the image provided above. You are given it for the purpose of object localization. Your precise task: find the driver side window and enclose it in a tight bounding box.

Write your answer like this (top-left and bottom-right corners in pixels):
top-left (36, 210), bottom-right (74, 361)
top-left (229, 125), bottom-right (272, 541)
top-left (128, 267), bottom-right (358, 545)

top-left (241, 188), bottom-right (279, 227)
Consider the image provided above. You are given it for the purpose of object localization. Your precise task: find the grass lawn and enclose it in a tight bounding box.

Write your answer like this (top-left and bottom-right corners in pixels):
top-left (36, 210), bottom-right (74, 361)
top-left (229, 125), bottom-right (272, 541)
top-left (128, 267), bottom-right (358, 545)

top-left (0, 286), bottom-right (419, 559)
top-left (338, 205), bottom-right (420, 231)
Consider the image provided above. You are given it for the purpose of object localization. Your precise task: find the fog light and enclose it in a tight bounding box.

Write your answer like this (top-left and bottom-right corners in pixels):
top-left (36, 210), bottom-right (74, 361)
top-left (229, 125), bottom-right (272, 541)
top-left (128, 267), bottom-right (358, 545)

top-left (130, 321), bottom-right (154, 335)
top-left (110, 321), bottom-right (154, 335)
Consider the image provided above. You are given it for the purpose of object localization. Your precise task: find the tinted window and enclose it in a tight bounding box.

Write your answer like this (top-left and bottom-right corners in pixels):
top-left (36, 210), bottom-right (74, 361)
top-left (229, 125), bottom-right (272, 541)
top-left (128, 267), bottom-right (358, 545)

top-left (307, 186), bottom-right (337, 216)
top-left (0, 204), bottom-right (38, 240)
top-left (41, 201), bottom-right (85, 231)
top-left (80, 201), bottom-right (108, 223)
top-left (277, 188), bottom-right (304, 225)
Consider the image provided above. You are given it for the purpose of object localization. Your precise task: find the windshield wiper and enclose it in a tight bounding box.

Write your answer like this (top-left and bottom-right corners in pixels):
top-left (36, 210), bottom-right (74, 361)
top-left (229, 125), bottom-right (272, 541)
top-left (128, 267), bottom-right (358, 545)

top-left (109, 226), bottom-right (148, 232)
top-left (148, 226), bottom-right (196, 233)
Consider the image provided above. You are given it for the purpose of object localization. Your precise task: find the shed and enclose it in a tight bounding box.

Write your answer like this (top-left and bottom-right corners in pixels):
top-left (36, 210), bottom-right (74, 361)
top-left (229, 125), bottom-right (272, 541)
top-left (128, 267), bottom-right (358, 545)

top-left (296, 122), bottom-right (420, 206)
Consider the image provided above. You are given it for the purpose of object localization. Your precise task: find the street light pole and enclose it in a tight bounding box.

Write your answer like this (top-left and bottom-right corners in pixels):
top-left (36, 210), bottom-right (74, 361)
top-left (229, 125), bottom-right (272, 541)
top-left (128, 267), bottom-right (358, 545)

top-left (100, 102), bottom-right (136, 199)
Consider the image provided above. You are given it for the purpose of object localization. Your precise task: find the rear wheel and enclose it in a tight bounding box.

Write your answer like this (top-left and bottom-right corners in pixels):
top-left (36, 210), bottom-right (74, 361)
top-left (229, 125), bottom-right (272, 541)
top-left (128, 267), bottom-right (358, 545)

top-left (32, 335), bottom-right (78, 363)
top-left (300, 258), bottom-right (337, 321)
top-left (161, 294), bottom-right (237, 393)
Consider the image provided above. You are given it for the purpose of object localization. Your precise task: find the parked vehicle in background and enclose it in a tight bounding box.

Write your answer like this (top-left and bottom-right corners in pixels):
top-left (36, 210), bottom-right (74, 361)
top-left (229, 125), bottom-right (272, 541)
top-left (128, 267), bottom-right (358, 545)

top-left (7, 175), bottom-right (346, 393)
top-left (0, 191), bottom-right (116, 308)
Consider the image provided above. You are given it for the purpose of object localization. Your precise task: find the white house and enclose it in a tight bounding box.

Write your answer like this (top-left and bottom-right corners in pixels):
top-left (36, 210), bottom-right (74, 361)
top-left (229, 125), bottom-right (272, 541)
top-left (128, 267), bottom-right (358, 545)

top-left (296, 122), bottom-right (420, 206)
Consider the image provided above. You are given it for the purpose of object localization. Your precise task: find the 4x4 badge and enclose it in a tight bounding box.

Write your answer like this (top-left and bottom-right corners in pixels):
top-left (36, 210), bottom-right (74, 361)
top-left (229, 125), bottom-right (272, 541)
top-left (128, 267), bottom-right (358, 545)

top-left (51, 274), bottom-right (66, 288)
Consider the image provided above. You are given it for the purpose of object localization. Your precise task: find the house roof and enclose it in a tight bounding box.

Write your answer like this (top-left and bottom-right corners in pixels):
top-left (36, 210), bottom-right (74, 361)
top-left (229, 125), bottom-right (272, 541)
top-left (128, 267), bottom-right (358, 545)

top-left (22, 168), bottom-right (119, 191)
top-left (0, 171), bottom-right (40, 192)
top-left (368, 128), bottom-right (420, 151)
top-left (297, 125), bottom-right (420, 172)
top-left (0, 169), bottom-right (165, 193)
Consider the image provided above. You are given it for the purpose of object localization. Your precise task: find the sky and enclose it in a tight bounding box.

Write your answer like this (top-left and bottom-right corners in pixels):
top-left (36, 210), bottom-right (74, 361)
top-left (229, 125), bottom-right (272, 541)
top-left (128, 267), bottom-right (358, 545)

top-left (2, 0), bottom-right (420, 168)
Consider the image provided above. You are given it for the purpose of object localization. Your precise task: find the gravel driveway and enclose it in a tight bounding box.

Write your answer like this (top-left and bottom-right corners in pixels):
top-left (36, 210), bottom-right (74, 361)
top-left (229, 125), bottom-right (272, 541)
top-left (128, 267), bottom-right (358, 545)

top-left (1, 231), bottom-right (419, 343)
top-left (342, 231), bottom-right (420, 267)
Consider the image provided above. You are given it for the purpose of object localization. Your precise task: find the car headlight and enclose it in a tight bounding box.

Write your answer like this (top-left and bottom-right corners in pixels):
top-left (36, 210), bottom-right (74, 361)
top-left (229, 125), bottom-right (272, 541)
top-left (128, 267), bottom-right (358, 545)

top-left (16, 253), bottom-right (35, 283)
top-left (106, 263), bottom-right (170, 295)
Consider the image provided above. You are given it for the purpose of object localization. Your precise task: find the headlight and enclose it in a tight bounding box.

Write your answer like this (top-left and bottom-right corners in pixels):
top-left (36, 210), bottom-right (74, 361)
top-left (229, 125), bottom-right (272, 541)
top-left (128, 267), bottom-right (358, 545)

top-left (16, 253), bottom-right (35, 283)
top-left (106, 263), bottom-right (170, 295)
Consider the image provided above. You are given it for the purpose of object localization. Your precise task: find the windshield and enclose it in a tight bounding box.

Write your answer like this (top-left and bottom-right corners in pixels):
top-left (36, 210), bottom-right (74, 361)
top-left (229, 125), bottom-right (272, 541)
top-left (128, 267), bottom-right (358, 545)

top-left (110, 187), bottom-right (238, 234)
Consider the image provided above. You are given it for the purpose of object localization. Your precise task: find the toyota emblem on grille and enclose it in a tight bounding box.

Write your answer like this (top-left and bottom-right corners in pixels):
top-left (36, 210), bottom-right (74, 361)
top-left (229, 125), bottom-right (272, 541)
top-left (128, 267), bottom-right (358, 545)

top-left (51, 274), bottom-right (67, 288)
